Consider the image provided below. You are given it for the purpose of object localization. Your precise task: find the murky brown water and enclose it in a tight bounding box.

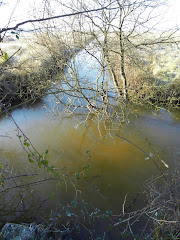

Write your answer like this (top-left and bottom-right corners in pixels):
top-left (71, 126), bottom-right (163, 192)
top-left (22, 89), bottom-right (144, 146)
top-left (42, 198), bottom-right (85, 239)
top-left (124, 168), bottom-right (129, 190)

top-left (0, 105), bottom-right (180, 226)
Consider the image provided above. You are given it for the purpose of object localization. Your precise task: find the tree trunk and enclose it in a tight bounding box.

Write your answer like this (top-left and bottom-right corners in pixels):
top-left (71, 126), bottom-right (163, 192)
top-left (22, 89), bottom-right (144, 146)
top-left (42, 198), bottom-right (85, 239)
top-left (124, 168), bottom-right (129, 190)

top-left (103, 32), bottom-right (122, 98)
top-left (119, 30), bottom-right (128, 100)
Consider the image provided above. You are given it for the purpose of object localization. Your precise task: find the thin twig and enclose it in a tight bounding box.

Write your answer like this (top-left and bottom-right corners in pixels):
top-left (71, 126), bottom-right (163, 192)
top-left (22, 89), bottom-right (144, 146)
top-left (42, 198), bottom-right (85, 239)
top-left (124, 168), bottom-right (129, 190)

top-left (122, 193), bottom-right (128, 215)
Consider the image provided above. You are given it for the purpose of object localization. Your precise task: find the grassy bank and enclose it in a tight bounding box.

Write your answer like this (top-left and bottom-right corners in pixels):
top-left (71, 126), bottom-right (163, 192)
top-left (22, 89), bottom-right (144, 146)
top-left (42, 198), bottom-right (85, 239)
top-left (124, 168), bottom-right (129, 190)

top-left (0, 37), bottom-right (68, 110)
top-left (107, 33), bottom-right (180, 108)
top-left (0, 31), bottom-right (93, 111)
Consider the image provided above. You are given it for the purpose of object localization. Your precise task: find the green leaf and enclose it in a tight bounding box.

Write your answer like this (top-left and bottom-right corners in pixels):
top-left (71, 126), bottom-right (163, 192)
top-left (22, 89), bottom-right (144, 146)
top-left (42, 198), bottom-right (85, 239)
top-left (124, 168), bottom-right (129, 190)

top-left (71, 200), bottom-right (77, 208)
top-left (38, 162), bottom-right (42, 168)
top-left (109, 210), bottom-right (112, 216)
top-left (57, 181), bottom-right (61, 187)
top-left (53, 171), bottom-right (60, 178)
top-left (66, 210), bottom-right (71, 217)
top-left (16, 35), bottom-right (19, 39)
top-left (76, 225), bottom-right (80, 232)
top-left (57, 202), bottom-right (62, 208)
top-left (4, 53), bottom-right (8, 60)
top-left (109, 224), bottom-right (114, 232)
top-left (104, 214), bottom-right (108, 220)
top-left (81, 209), bottom-right (85, 219)
top-left (45, 150), bottom-right (49, 154)
top-left (41, 160), bottom-right (49, 166)
top-left (75, 173), bottom-right (80, 180)
top-left (83, 164), bottom-right (90, 170)
top-left (28, 159), bottom-right (34, 163)
top-left (50, 192), bottom-right (56, 200)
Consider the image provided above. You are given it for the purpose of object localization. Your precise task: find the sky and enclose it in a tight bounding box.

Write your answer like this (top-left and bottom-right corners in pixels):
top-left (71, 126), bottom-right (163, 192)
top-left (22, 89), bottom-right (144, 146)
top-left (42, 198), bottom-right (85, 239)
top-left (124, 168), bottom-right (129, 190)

top-left (0, 0), bottom-right (180, 32)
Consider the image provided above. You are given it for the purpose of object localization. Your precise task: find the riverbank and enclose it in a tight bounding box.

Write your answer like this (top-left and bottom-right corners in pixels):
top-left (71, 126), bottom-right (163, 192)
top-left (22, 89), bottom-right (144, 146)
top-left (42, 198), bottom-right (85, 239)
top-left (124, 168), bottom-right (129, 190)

top-left (1, 32), bottom-right (179, 113)
top-left (0, 39), bottom-right (68, 110)
top-left (0, 32), bottom-right (93, 111)
top-left (107, 33), bottom-right (180, 107)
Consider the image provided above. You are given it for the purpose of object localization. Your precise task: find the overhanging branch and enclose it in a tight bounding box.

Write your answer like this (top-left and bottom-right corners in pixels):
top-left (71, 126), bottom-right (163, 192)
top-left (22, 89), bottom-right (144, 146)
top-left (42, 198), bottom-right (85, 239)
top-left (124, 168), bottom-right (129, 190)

top-left (0, 6), bottom-right (118, 34)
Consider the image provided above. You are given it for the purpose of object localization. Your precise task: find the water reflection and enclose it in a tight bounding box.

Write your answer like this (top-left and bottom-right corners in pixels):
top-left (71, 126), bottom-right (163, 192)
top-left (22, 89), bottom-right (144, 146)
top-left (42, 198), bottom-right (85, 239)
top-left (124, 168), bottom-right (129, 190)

top-left (0, 107), bottom-right (180, 224)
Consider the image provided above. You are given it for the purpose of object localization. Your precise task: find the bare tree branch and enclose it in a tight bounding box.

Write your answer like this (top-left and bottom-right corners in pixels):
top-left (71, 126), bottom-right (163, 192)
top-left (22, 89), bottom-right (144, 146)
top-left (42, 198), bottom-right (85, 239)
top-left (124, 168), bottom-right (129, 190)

top-left (0, 5), bottom-right (118, 34)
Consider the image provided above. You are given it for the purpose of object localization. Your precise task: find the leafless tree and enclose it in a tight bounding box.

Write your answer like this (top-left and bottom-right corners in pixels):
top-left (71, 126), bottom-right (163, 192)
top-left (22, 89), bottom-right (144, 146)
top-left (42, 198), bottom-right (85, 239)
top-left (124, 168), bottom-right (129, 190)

top-left (65, 0), bottom-right (179, 100)
top-left (0, 0), bottom-right (179, 112)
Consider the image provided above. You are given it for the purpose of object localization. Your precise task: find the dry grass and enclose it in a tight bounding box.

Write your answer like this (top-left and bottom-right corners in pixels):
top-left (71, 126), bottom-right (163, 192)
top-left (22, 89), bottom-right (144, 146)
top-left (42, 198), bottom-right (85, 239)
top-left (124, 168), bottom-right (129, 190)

top-left (144, 166), bottom-right (180, 239)
top-left (107, 33), bottom-right (180, 107)
top-left (0, 31), bottom-right (93, 110)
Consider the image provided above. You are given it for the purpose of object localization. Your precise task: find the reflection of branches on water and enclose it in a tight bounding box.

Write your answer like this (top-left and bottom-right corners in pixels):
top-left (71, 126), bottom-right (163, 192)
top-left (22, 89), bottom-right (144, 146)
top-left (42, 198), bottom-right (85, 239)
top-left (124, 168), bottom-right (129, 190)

top-left (0, 102), bottom-right (67, 180)
top-left (74, 112), bottom-right (91, 129)
top-left (45, 50), bottom-right (124, 120)
top-left (0, 175), bottom-right (58, 222)
top-left (0, 103), bottom-right (101, 229)
top-left (1, 173), bottom-right (39, 182)
top-left (87, 134), bottom-right (168, 183)
top-left (47, 84), bottom-right (128, 135)
top-left (0, 177), bottom-right (57, 194)
top-left (0, 98), bottom-right (37, 114)
top-left (0, 135), bottom-right (12, 138)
